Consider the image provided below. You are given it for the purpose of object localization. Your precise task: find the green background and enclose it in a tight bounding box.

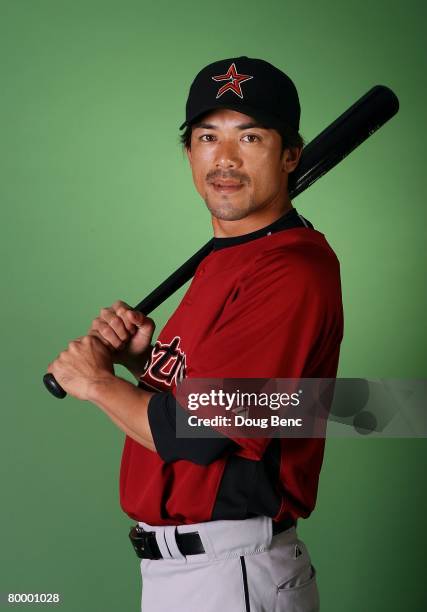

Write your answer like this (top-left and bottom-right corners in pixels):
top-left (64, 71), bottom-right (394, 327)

top-left (1, 0), bottom-right (426, 610)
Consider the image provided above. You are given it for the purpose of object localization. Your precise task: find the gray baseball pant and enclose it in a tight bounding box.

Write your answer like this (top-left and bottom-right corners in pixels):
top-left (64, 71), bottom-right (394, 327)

top-left (137, 515), bottom-right (320, 611)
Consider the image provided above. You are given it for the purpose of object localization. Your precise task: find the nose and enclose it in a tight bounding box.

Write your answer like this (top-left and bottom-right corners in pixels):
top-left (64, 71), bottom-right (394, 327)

top-left (215, 139), bottom-right (242, 170)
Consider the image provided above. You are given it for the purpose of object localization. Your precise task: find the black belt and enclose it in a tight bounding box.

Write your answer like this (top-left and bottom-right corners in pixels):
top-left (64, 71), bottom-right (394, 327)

top-left (129, 516), bottom-right (296, 560)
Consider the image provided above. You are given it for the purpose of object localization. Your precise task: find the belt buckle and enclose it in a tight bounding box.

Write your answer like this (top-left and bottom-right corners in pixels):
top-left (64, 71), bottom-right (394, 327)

top-left (129, 526), bottom-right (162, 559)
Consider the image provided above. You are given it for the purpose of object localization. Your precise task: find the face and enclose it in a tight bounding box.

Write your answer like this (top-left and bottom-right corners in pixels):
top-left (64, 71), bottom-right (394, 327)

top-left (186, 108), bottom-right (301, 222)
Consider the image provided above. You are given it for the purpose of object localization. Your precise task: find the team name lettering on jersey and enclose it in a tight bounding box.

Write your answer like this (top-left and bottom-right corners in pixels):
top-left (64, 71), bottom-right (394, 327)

top-left (145, 336), bottom-right (187, 387)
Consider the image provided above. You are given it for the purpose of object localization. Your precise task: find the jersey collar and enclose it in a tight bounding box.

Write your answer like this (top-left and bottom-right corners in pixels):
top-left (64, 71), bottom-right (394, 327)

top-left (212, 208), bottom-right (313, 251)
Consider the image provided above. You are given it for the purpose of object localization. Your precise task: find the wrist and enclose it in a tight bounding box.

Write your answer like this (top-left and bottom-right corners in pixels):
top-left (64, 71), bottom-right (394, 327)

top-left (86, 373), bottom-right (117, 404)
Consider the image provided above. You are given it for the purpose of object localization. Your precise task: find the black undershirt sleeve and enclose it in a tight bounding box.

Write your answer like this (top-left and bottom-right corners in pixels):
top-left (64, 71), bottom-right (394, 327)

top-left (146, 389), bottom-right (238, 465)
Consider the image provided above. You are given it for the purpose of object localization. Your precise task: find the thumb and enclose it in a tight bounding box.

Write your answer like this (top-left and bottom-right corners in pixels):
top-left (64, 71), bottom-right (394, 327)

top-left (128, 310), bottom-right (146, 327)
top-left (134, 315), bottom-right (155, 336)
top-left (138, 316), bottom-right (156, 334)
top-left (130, 316), bottom-right (156, 352)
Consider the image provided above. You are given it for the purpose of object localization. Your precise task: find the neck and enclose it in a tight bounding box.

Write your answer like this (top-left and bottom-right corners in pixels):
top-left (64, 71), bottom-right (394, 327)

top-left (211, 196), bottom-right (294, 238)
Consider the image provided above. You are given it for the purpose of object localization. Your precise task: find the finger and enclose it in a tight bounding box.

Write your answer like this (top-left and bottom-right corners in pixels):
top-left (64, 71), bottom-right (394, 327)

top-left (89, 317), bottom-right (108, 334)
top-left (99, 307), bottom-right (116, 324)
top-left (136, 316), bottom-right (156, 334)
top-left (91, 318), bottom-right (125, 348)
top-left (108, 315), bottom-right (130, 342)
top-left (116, 306), bottom-right (139, 334)
top-left (112, 299), bottom-right (132, 312)
top-left (68, 336), bottom-right (84, 347)
top-left (124, 309), bottom-right (145, 329)
top-left (88, 329), bottom-right (112, 348)
top-left (96, 321), bottom-right (126, 350)
top-left (99, 306), bottom-right (136, 337)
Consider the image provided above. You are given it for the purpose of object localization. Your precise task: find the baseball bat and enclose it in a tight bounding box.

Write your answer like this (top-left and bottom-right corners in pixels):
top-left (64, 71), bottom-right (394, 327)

top-left (43, 85), bottom-right (399, 399)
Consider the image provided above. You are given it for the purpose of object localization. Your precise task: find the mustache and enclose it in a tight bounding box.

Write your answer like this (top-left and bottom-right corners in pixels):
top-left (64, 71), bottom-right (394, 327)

top-left (206, 170), bottom-right (250, 185)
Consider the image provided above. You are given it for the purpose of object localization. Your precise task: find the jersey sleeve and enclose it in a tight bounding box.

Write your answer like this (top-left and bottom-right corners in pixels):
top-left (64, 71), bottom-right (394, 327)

top-left (183, 240), bottom-right (344, 460)
top-left (147, 390), bottom-right (237, 465)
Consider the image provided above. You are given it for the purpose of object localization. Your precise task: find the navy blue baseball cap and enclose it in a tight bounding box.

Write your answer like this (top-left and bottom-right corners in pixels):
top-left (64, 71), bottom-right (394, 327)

top-left (180, 56), bottom-right (301, 132)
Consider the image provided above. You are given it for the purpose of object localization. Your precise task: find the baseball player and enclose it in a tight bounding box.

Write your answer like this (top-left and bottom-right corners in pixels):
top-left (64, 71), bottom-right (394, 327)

top-left (48, 56), bottom-right (344, 611)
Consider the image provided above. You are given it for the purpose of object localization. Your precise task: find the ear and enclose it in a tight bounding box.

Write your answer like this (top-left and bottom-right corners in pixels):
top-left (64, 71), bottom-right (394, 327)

top-left (186, 146), bottom-right (192, 167)
top-left (281, 146), bottom-right (303, 173)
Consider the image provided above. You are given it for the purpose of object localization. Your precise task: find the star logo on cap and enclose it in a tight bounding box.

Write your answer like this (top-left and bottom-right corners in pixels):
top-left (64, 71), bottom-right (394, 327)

top-left (212, 63), bottom-right (253, 99)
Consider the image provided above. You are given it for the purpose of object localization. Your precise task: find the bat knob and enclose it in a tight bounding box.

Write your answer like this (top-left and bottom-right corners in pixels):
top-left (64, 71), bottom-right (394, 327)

top-left (43, 373), bottom-right (67, 399)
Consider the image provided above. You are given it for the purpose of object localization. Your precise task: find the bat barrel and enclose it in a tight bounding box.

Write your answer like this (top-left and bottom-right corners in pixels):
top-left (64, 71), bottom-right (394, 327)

top-left (289, 85), bottom-right (399, 197)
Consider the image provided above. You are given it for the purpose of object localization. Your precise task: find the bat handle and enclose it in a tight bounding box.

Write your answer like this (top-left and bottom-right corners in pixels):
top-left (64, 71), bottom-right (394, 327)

top-left (43, 373), bottom-right (67, 399)
top-left (43, 239), bottom-right (215, 400)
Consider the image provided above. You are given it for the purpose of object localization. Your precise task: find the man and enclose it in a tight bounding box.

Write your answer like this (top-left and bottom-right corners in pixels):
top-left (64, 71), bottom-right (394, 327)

top-left (48, 56), bottom-right (343, 611)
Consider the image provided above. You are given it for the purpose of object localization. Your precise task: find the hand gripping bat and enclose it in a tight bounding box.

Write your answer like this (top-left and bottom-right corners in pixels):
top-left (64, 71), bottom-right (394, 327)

top-left (43, 85), bottom-right (399, 399)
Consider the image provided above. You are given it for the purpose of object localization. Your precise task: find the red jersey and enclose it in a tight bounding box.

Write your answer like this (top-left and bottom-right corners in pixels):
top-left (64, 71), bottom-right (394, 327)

top-left (119, 210), bottom-right (344, 525)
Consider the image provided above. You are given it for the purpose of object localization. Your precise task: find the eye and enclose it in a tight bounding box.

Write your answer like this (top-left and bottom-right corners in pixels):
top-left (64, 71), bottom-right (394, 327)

top-left (199, 134), bottom-right (217, 142)
top-left (241, 134), bottom-right (261, 143)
